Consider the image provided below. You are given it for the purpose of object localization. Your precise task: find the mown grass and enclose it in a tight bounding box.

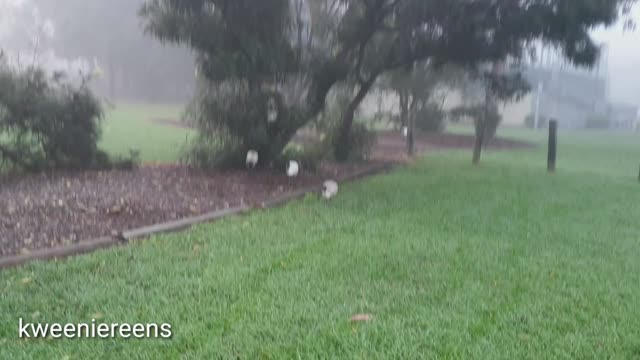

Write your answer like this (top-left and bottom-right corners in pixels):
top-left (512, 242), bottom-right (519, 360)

top-left (99, 103), bottom-right (190, 164)
top-left (1, 128), bottom-right (640, 359)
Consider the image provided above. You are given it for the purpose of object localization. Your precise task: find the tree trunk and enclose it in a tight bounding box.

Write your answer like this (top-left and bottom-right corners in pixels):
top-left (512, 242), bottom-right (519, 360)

top-left (472, 118), bottom-right (485, 165)
top-left (407, 114), bottom-right (415, 157)
top-left (473, 85), bottom-right (492, 165)
top-left (399, 90), bottom-right (409, 128)
top-left (473, 62), bottom-right (501, 165)
top-left (334, 79), bottom-right (376, 161)
top-left (407, 97), bottom-right (418, 157)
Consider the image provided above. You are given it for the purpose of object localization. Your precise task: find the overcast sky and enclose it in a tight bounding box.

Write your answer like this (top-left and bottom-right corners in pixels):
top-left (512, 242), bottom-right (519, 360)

top-left (592, 6), bottom-right (640, 105)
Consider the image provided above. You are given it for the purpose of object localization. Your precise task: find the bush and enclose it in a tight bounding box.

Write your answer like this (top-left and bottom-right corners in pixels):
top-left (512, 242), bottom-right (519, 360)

top-left (325, 122), bottom-right (376, 161)
top-left (450, 103), bottom-right (502, 140)
top-left (281, 144), bottom-right (324, 172)
top-left (311, 85), bottom-right (375, 161)
top-left (0, 61), bottom-right (123, 171)
top-left (186, 81), bottom-right (308, 168)
top-left (181, 132), bottom-right (242, 170)
top-left (414, 102), bottom-right (446, 132)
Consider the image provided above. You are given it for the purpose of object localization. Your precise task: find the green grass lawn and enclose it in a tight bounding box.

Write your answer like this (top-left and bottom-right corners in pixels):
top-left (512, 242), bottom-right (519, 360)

top-left (99, 103), bottom-right (190, 163)
top-left (1, 129), bottom-right (640, 359)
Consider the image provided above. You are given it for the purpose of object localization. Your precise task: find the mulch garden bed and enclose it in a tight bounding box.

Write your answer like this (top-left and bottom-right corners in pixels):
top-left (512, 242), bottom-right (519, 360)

top-left (0, 125), bottom-right (534, 260)
top-left (0, 163), bottom-right (368, 258)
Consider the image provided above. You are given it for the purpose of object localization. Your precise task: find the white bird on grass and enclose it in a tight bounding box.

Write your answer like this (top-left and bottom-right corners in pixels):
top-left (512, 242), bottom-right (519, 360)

top-left (246, 150), bottom-right (259, 169)
top-left (322, 180), bottom-right (339, 200)
top-left (287, 160), bottom-right (300, 177)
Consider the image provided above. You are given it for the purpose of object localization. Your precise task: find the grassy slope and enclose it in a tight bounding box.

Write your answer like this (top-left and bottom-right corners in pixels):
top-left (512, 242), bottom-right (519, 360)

top-left (99, 103), bottom-right (190, 164)
top-left (1, 129), bottom-right (640, 359)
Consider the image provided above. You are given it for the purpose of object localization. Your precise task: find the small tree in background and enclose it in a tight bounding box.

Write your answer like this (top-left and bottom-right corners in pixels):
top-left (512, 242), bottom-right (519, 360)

top-left (382, 62), bottom-right (463, 155)
top-left (450, 64), bottom-right (530, 164)
top-left (0, 57), bottom-right (113, 171)
top-left (141, 0), bottom-right (636, 167)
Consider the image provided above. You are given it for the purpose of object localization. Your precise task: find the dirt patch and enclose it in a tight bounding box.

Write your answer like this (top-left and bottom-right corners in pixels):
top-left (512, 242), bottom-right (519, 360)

top-left (372, 131), bottom-right (534, 162)
top-left (0, 163), bottom-right (369, 258)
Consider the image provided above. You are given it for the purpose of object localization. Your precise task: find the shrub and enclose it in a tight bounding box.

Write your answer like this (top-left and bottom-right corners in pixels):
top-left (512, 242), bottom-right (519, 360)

top-left (281, 144), bottom-right (325, 172)
top-left (310, 85), bottom-right (375, 161)
top-left (0, 60), bottom-right (123, 171)
top-left (185, 81), bottom-right (308, 169)
top-left (324, 122), bottom-right (376, 161)
top-left (414, 102), bottom-right (446, 132)
top-left (450, 103), bottom-right (502, 139)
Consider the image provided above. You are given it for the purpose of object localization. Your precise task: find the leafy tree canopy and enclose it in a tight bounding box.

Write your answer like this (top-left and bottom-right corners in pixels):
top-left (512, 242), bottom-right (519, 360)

top-left (140, 0), bottom-right (635, 165)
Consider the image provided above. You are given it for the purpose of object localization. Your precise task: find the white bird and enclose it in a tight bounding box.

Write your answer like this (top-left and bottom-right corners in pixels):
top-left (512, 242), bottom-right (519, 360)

top-left (322, 180), bottom-right (339, 200)
top-left (286, 160), bottom-right (300, 177)
top-left (401, 126), bottom-right (409, 138)
top-left (267, 98), bottom-right (278, 123)
top-left (246, 150), bottom-right (259, 169)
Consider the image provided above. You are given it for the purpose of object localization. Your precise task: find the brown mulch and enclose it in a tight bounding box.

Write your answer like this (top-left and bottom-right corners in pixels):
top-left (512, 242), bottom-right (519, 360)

top-left (0, 164), bottom-right (366, 258)
top-left (0, 125), bottom-right (534, 259)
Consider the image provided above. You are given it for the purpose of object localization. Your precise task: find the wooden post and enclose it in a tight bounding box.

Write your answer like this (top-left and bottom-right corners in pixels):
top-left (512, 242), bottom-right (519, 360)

top-left (548, 120), bottom-right (558, 172)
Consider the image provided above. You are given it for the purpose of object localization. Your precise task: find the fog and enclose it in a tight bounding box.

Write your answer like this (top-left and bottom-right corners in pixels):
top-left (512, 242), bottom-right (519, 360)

top-left (593, 6), bottom-right (640, 106)
top-left (0, 0), bottom-right (195, 103)
top-left (0, 0), bottom-right (638, 106)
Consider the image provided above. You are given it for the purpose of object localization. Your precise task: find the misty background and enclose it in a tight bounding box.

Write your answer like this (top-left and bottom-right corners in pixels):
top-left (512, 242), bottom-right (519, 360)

top-left (0, 0), bottom-right (195, 104)
top-left (0, 0), bottom-right (638, 107)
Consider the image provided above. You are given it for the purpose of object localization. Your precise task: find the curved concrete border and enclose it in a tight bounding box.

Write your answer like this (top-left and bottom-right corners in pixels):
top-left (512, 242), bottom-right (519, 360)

top-left (0, 162), bottom-right (394, 270)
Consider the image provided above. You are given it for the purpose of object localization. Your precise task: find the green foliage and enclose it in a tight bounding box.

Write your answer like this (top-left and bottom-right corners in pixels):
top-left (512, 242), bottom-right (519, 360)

top-left (184, 81), bottom-right (308, 168)
top-left (281, 144), bottom-right (324, 172)
top-left (311, 85), bottom-right (375, 161)
top-left (450, 103), bottom-right (502, 140)
top-left (414, 102), bottom-right (447, 133)
top-left (0, 62), bottom-right (115, 171)
top-left (326, 122), bottom-right (376, 161)
top-left (141, 0), bottom-right (634, 166)
top-left (180, 133), bottom-right (239, 170)
top-left (142, 0), bottom-right (311, 167)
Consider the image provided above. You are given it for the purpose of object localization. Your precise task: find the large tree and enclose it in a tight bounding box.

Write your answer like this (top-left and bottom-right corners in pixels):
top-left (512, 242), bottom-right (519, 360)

top-left (141, 0), bottom-right (635, 165)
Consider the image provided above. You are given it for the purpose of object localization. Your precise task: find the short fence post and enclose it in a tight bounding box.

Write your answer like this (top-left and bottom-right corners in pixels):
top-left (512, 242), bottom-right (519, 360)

top-left (548, 120), bottom-right (558, 173)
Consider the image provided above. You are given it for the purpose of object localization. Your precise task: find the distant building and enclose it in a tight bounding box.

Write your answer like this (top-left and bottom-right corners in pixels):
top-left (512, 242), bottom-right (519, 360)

top-left (526, 67), bottom-right (609, 129)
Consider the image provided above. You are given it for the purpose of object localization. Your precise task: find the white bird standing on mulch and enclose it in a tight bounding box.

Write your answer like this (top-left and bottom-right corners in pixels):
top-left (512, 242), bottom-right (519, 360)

top-left (287, 160), bottom-right (300, 177)
top-left (402, 126), bottom-right (409, 138)
top-left (267, 98), bottom-right (278, 123)
top-left (322, 180), bottom-right (339, 200)
top-left (246, 150), bottom-right (259, 169)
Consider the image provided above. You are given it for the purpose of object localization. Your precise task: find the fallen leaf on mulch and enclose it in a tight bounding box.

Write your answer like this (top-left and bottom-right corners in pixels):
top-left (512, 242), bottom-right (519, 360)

top-left (350, 314), bottom-right (373, 322)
